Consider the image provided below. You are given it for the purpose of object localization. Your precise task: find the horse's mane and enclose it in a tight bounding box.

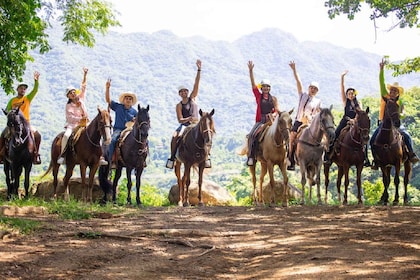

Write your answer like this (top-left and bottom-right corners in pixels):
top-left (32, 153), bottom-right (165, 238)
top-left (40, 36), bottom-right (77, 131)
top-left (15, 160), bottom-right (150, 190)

top-left (265, 114), bottom-right (279, 138)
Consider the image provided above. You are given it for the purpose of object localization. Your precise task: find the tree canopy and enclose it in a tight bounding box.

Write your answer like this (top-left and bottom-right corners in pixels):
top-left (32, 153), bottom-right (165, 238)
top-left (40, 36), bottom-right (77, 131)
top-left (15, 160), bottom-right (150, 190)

top-left (0, 0), bottom-right (120, 94)
top-left (325, 0), bottom-right (420, 75)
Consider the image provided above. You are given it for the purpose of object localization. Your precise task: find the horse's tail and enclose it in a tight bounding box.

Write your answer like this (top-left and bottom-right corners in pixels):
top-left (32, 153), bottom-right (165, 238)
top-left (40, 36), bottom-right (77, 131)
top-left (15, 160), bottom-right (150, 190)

top-left (40, 161), bottom-right (53, 179)
top-left (236, 136), bottom-right (248, 156)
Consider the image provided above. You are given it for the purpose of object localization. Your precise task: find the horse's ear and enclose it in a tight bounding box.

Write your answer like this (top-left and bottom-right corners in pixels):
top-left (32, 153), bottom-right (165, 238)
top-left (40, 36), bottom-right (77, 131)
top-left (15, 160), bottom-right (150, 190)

top-left (366, 106), bottom-right (370, 114)
top-left (138, 104), bottom-right (141, 111)
top-left (210, 109), bottom-right (215, 116)
top-left (2, 108), bottom-right (7, 116)
top-left (288, 108), bottom-right (294, 115)
top-left (146, 104), bottom-right (150, 111)
top-left (199, 109), bottom-right (203, 116)
top-left (97, 106), bottom-right (101, 114)
top-left (329, 104), bottom-right (333, 111)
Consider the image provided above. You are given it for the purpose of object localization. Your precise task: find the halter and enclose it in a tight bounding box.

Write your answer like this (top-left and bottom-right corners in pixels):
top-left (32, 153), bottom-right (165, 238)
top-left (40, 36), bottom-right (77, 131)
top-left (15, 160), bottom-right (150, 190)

top-left (301, 110), bottom-right (334, 147)
top-left (85, 111), bottom-right (112, 147)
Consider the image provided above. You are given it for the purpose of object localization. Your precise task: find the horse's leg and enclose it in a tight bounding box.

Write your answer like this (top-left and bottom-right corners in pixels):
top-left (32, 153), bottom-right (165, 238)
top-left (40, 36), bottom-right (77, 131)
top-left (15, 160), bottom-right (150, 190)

top-left (174, 162), bottom-right (183, 207)
top-left (197, 165), bottom-right (205, 207)
top-left (393, 163), bottom-right (401, 206)
top-left (260, 161), bottom-right (269, 205)
top-left (23, 164), bottom-right (32, 199)
top-left (183, 164), bottom-right (192, 207)
top-left (79, 164), bottom-right (88, 203)
top-left (112, 166), bottom-right (123, 204)
top-left (266, 161), bottom-right (276, 206)
top-left (379, 166), bottom-right (391, 205)
top-left (279, 162), bottom-right (289, 207)
top-left (343, 165), bottom-right (350, 205)
top-left (300, 165), bottom-right (307, 205)
top-left (88, 165), bottom-right (99, 203)
top-left (63, 163), bottom-right (75, 201)
top-left (323, 163), bottom-right (331, 204)
top-left (135, 167), bottom-right (144, 207)
top-left (315, 164), bottom-right (322, 205)
top-left (336, 166), bottom-right (344, 205)
top-left (355, 164), bottom-right (363, 205)
top-left (403, 160), bottom-right (412, 205)
top-left (52, 163), bottom-right (60, 199)
top-left (249, 164), bottom-right (257, 205)
top-left (126, 168), bottom-right (133, 205)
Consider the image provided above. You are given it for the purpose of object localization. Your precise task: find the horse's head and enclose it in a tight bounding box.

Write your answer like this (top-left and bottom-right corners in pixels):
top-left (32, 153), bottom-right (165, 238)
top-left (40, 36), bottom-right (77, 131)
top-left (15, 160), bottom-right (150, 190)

top-left (319, 107), bottom-right (335, 147)
top-left (276, 108), bottom-right (293, 142)
top-left (97, 107), bottom-right (112, 145)
top-left (6, 107), bottom-right (29, 146)
top-left (355, 107), bottom-right (371, 144)
top-left (383, 97), bottom-right (401, 128)
top-left (198, 108), bottom-right (215, 151)
top-left (134, 104), bottom-right (150, 144)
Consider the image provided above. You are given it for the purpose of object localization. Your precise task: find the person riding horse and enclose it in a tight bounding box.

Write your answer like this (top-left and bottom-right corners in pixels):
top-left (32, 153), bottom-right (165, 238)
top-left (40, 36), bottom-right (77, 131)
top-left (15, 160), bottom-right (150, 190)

top-left (370, 59), bottom-right (419, 169)
top-left (324, 70), bottom-right (371, 167)
top-left (287, 61), bottom-right (321, 171)
top-left (245, 61), bottom-right (280, 166)
top-left (0, 71), bottom-right (41, 165)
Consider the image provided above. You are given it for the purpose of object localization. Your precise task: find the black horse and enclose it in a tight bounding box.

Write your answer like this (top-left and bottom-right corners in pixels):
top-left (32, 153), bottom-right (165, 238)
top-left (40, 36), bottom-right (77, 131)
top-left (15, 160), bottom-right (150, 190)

top-left (100, 104), bottom-right (150, 206)
top-left (4, 107), bottom-right (35, 199)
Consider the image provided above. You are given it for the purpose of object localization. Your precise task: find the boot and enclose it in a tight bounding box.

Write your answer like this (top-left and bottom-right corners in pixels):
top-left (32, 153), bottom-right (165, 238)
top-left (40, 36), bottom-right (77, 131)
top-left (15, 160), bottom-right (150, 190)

top-left (363, 146), bottom-right (371, 167)
top-left (166, 136), bottom-right (178, 169)
top-left (287, 149), bottom-right (295, 171)
top-left (33, 153), bottom-right (41, 164)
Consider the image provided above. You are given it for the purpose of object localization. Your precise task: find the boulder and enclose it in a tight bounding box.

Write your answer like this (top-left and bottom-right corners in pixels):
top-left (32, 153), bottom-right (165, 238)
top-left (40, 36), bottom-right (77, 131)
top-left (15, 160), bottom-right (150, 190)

top-left (261, 181), bottom-right (302, 203)
top-left (168, 180), bottom-right (236, 206)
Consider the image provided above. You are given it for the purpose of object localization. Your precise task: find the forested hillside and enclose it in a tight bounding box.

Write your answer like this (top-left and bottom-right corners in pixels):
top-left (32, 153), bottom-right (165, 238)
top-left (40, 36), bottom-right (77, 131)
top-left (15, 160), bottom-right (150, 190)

top-left (0, 26), bottom-right (419, 194)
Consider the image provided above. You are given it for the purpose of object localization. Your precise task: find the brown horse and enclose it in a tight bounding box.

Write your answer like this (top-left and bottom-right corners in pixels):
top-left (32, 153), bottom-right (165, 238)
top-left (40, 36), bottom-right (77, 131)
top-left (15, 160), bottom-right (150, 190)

top-left (111, 104), bottom-right (150, 207)
top-left (174, 109), bottom-right (215, 207)
top-left (371, 98), bottom-right (411, 205)
top-left (324, 107), bottom-right (371, 205)
top-left (3, 107), bottom-right (34, 199)
top-left (295, 107), bottom-right (335, 205)
top-left (42, 108), bottom-right (112, 202)
top-left (247, 110), bottom-right (293, 206)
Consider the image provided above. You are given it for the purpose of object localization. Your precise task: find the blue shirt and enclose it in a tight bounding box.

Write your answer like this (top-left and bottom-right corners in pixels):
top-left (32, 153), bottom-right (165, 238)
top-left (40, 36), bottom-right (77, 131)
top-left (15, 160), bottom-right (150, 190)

top-left (110, 101), bottom-right (137, 130)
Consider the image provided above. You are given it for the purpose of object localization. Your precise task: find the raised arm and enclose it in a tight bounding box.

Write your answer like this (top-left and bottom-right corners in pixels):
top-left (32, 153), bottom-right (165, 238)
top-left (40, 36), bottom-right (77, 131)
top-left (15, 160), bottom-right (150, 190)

top-left (248, 61), bottom-right (257, 89)
top-left (379, 59), bottom-right (387, 97)
top-left (105, 78), bottom-right (112, 105)
top-left (26, 71), bottom-right (40, 101)
top-left (340, 70), bottom-right (348, 106)
top-left (190, 59), bottom-right (201, 101)
top-left (289, 61), bottom-right (303, 94)
top-left (79, 67), bottom-right (88, 99)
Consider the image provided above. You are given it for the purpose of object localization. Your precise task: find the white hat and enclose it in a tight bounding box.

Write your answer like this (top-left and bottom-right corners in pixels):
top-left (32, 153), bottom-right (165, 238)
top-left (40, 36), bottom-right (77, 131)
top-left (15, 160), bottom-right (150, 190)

top-left (65, 86), bottom-right (77, 96)
top-left (260, 79), bottom-right (271, 86)
top-left (119, 92), bottom-right (137, 103)
top-left (309, 81), bottom-right (319, 91)
top-left (177, 85), bottom-right (189, 92)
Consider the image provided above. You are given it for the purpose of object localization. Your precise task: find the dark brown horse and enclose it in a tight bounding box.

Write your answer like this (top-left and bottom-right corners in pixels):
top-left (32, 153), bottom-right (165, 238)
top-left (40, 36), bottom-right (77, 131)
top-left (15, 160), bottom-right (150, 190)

top-left (324, 107), bottom-right (370, 205)
top-left (371, 98), bottom-right (411, 205)
top-left (295, 107), bottom-right (335, 205)
top-left (3, 107), bottom-right (35, 199)
top-left (174, 109), bottom-right (215, 207)
top-left (111, 104), bottom-right (150, 207)
top-left (42, 108), bottom-right (112, 202)
top-left (245, 110), bottom-right (293, 206)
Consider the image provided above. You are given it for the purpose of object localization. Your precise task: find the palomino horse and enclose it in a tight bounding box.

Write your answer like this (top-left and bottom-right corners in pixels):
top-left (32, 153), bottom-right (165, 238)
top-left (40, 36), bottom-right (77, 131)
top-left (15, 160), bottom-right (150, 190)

top-left (371, 98), bottom-right (411, 205)
top-left (3, 107), bottom-right (35, 199)
top-left (248, 110), bottom-right (293, 206)
top-left (295, 107), bottom-right (335, 205)
top-left (324, 107), bottom-right (371, 205)
top-left (42, 108), bottom-right (112, 202)
top-left (174, 109), bottom-right (215, 207)
top-left (111, 104), bottom-right (150, 207)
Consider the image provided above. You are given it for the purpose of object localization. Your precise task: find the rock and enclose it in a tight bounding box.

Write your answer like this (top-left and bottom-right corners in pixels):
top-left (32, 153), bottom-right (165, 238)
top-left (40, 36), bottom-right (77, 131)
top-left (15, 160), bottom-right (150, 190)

top-left (261, 181), bottom-right (302, 203)
top-left (168, 180), bottom-right (236, 206)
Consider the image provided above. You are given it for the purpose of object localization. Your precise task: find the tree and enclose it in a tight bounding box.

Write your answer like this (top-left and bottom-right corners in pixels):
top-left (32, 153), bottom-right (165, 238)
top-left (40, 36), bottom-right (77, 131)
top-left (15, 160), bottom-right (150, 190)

top-left (325, 0), bottom-right (420, 75)
top-left (0, 0), bottom-right (120, 94)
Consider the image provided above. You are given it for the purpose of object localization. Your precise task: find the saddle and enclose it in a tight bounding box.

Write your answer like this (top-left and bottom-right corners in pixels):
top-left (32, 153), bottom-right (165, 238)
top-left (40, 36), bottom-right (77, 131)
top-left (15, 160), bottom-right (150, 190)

top-left (334, 123), bottom-right (352, 155)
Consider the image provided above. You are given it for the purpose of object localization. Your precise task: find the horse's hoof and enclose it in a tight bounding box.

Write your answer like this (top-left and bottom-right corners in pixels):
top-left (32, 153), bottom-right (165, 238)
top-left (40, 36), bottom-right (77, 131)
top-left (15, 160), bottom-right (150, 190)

top-left (198, 202), bottom-right (205, 207)
top-left (178, 202), bottom-right (183, 207)
top-left (183, 202), bottom-right (189, 207)
top-left (392, 201), bottom-right (399, 206)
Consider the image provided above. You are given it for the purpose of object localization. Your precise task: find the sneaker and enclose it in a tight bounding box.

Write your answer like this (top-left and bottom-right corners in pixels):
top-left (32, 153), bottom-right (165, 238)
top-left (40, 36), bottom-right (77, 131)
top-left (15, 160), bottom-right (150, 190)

top-left (247, 157), bottom-right (254, 166)
top-left (99, 157), bottom-right (108, 166)
top-left (287, 165), bottom-right (295, 171)
top-left (57, 157), bottom-right (65, 164)
top-left (166, 159), bottom-right (174, 169)
top-left (33, 155), bottom-right (41, 165)
top-left (205, 159), bottom-right (212, 168)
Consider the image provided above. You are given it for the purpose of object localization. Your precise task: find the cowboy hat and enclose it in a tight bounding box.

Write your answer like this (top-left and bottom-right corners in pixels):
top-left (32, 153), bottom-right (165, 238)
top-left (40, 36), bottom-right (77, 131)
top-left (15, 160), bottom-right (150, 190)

top-left (119, 92), bottom-right (137, 103)
top-left (387, 82), bottom-right (404, 96)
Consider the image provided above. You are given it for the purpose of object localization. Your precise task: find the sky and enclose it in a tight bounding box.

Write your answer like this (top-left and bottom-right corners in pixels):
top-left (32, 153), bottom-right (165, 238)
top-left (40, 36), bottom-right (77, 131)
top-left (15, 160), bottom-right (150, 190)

top-left (109, 0), bottom-right (420, 61)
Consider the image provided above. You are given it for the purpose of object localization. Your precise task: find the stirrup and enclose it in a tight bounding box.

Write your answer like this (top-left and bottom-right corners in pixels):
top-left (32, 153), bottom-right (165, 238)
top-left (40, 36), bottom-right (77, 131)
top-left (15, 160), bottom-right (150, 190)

top-left (166, 159), bottom-right (174, 169)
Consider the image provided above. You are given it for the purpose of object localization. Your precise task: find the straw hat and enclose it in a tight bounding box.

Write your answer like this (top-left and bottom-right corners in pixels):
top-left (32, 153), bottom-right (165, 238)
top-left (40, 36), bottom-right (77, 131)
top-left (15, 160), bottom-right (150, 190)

top-left (119, 92), bottom-right (137, 103)
top-left (387, 82), bottom-right (404, 96)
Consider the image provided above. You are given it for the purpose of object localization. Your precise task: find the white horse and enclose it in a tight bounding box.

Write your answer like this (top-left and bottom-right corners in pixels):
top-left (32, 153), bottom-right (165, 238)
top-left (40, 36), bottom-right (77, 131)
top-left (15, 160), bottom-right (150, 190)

top-left (295, 107), bottom-right (335, 205)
